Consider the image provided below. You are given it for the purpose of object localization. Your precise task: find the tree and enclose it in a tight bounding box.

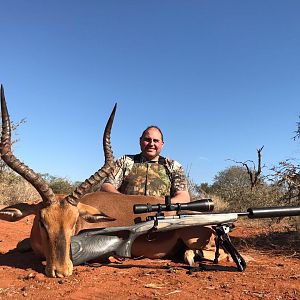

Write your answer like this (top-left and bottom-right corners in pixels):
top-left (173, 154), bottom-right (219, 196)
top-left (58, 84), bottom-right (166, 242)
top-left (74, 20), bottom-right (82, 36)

top-left (40, 173), bottom-right (75, 194)
top-left (210, 166), bottom-right (281, 211)
top-left (270, 116), bottom-right (300, 231)
top-left (293, 115), bottom-right (300, 141)
top-left (210, 166), bottom-right (251, 210)
top-left (227, 146), bottom-right (264, 190)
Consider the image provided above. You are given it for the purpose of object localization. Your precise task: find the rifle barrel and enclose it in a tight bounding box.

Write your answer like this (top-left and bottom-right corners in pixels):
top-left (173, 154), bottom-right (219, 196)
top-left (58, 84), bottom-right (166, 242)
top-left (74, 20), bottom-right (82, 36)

top-left (245, 206), bottom-right (300, 219)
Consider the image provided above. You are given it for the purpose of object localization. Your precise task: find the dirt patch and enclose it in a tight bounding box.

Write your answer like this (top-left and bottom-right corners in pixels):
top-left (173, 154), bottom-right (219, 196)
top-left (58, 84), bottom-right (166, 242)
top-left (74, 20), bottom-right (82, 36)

top-left (0, 217), bottom-right (299, 300)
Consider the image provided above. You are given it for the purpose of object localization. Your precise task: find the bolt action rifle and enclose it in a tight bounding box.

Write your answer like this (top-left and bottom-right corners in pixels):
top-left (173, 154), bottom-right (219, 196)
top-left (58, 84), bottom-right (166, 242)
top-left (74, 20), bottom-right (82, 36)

top-left (70, 197), bottom-right (300, 272)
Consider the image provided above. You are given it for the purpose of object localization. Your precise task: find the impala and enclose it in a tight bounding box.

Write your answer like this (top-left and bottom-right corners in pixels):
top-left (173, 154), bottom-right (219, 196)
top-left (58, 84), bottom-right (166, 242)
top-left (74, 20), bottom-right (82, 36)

top-left (0, 85), bottom-right (225, 277)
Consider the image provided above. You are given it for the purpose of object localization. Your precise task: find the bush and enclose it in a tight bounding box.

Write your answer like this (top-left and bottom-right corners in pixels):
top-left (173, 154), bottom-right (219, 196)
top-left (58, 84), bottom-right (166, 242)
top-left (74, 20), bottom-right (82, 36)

top-left (40, 173), bottom-right (76, 195)
top-left (0, 171), bottom-right (77, 205)
top-left (0, 171), bottom-right (40, 205)
top-left (49, 178), bottom-right (74, 194)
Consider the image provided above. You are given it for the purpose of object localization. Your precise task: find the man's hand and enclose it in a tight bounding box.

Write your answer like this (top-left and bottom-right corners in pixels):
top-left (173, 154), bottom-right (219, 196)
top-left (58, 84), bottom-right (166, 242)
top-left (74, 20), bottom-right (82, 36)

top-left (171, 190), bottom-right (191, 203)
top-left (101, 183), bottom-right (121, 194)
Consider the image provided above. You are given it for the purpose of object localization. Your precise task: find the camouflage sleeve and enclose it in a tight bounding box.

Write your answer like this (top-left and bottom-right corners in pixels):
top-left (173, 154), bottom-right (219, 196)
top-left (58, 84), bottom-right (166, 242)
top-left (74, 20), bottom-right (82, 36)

top-left (166, 158), bottom-right (188, 193)
top-left (103, 155), bottom-right (133, 189)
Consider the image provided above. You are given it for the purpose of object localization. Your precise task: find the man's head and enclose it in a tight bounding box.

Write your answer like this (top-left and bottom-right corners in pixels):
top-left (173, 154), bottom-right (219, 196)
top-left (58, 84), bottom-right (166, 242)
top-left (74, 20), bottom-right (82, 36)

top-left (140, 126), bottom-right (164, 161)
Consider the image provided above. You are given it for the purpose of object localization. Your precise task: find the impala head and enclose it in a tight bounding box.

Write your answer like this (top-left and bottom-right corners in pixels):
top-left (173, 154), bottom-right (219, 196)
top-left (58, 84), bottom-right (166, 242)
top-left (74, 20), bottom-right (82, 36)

top-left (0, 85), bottom-right (116, 277)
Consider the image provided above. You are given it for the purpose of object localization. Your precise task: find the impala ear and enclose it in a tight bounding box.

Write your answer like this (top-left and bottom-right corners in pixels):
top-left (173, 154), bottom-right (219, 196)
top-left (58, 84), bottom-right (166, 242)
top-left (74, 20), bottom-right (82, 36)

top-left (0, 202), bottom-right (42, 222)
top-left (79, 213), bottom-right (116, 223)
top-left (77, 202), bottom-right (116, 223)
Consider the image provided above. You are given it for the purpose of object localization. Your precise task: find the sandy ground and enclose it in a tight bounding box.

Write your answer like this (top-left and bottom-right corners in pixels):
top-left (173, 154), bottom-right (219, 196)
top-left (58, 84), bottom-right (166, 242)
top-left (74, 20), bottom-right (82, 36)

top-left (0, 215), bottom-right (299, 300)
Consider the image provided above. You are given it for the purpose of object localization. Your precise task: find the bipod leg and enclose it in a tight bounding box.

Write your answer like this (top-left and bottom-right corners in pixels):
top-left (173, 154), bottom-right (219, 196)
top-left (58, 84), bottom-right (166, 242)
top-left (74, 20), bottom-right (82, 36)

top-left (213, 227), bottom-right (221, 264)
top-left (214, 224), bottom-right (247, 272)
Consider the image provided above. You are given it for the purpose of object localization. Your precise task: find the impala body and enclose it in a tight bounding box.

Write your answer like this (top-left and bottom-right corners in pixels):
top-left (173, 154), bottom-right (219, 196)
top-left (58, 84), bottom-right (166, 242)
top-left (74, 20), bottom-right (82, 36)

top-left (0, 85), bottom-right (223, 277)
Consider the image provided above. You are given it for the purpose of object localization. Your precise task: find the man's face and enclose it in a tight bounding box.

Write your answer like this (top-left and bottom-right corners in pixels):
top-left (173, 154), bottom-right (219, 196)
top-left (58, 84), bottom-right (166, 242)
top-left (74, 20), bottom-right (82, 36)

top-left (140, 128), bottom-right (164, 161)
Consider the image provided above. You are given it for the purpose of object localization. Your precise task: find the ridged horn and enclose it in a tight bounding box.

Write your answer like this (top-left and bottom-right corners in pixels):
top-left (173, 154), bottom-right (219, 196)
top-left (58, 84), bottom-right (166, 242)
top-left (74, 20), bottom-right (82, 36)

top-left (0, 85), bottom-right (56, 205)
top-left (103, 103), bottom-right (116, 165)
top-left (65, 104), bottom-right (116, 206)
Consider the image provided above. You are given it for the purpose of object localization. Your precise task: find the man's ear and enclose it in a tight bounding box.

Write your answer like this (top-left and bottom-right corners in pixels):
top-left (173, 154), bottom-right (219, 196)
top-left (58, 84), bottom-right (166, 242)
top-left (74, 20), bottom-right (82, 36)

top-left (139, 137), bottom-right (143, 149)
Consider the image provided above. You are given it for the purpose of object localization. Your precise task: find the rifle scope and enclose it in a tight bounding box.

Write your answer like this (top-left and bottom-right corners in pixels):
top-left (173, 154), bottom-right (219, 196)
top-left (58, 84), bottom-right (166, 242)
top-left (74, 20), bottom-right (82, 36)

top-left (133, 199), bottom-right (214, 214)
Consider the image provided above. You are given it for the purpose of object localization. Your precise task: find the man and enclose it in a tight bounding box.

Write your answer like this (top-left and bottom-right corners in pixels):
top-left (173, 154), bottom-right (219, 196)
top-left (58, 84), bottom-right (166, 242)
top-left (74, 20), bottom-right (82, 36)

top-left (100, 126), bottom-right (226, 267)
top-left (101, 125), bottom-right (190, 203)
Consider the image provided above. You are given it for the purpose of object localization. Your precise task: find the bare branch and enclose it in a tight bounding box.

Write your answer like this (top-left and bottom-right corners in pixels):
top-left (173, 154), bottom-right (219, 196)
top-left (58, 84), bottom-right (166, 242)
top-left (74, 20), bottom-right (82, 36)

top-left (292, 116), bottom-right (300, 141)
top-left (227, 146), bottom-right (265, 190)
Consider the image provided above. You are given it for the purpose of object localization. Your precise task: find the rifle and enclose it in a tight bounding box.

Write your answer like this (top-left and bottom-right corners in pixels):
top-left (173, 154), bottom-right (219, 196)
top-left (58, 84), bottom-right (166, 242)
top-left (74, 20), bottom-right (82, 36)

top-left (70, 198), bottom-right (300, 272)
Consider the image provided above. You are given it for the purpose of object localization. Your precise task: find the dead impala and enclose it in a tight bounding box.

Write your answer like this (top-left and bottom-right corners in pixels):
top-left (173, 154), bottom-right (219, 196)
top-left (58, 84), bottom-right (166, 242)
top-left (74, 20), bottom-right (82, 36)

top-left (0, 85), bottom-right (227, 278)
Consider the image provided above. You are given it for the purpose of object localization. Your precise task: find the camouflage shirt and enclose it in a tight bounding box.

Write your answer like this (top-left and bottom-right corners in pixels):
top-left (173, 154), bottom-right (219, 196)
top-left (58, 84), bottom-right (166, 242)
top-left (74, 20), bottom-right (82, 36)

top-left (104, 154), bottom-right (188, 197)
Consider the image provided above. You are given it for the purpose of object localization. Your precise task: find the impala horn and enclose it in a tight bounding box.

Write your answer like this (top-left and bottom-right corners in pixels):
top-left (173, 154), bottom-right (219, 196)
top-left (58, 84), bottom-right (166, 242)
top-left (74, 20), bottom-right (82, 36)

top-left (65, 104), bottom-right (117, 206)
top-left (0, 84), bottom-right (56, 205)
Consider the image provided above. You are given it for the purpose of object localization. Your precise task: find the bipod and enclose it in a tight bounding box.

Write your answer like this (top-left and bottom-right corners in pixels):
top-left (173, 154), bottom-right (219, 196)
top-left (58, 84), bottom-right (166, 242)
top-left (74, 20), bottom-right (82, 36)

top-left (188, 223), bottom-right (246, 274)
top-left (213, 224), bottom-right (247, 271)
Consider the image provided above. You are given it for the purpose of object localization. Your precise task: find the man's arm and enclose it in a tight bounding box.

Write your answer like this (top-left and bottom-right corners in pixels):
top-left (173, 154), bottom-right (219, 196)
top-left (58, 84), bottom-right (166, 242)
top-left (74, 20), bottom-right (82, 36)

top-left (100, 155), bottom-right (130, 194)
top-left (166, 159), bottom-right (190, 203)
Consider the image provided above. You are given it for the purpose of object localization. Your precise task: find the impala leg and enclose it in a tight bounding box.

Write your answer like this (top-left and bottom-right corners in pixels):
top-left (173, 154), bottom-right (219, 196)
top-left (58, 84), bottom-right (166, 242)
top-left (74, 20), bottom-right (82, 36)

top-left (178, 226), bottom-right (231, 266)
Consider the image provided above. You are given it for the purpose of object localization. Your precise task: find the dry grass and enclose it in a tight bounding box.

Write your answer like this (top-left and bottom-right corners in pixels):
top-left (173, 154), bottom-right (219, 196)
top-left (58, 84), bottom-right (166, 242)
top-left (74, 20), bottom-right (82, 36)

top-left (0, 174), bottom-right (41, 205)
top-left (209, 195), bottom-right (229, 211)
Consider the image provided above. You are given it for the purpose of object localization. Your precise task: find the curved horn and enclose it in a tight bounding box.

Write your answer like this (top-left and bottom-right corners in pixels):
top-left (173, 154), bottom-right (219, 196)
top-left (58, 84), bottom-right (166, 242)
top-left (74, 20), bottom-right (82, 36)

top-left (0, 85), bottom-right (56, 205)
top-left (65, 104), bottom-right (116, 206)
top-left (103, 103), bottom-right (116, 165)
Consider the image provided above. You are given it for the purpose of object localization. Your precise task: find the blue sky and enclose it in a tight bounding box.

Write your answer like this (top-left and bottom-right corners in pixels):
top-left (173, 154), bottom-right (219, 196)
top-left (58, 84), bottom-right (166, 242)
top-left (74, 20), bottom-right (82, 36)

top-left (1, 1), bottom-right (299, 185)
